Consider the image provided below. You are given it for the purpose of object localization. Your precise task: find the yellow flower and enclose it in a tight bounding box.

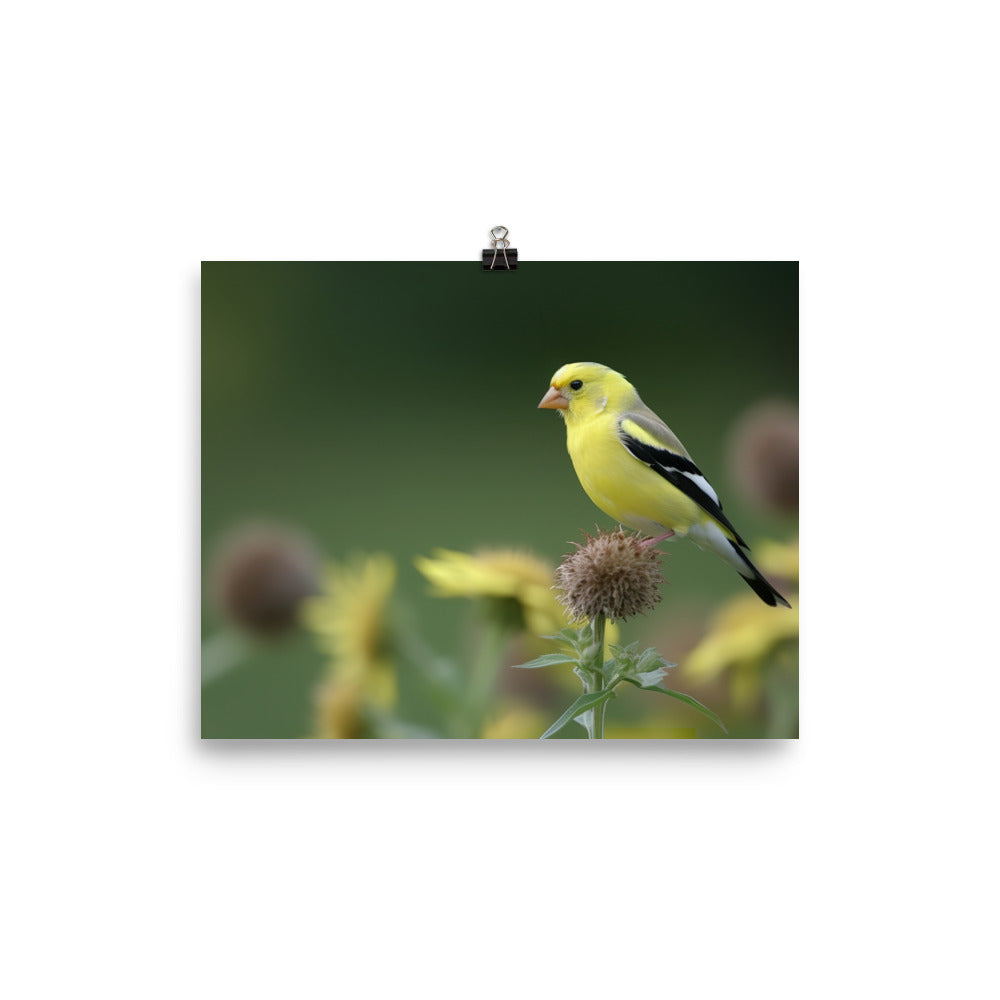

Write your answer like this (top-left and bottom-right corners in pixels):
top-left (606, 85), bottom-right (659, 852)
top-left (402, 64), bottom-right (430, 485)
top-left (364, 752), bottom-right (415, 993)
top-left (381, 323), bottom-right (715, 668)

top-left (687, 589), bottom-right (797, 666)
top-left (684, 538), bottom-right (798, 714)
top-left (482, 702), bottom-right (550, 739)
top-left (757, 537), bottom-right (799, 584)
top-left (313, 679), bottom-right (365, 739)
top-left (302, 553), bottom-right (398, 710)
top-left (415, 548), bottom-right (566, 637)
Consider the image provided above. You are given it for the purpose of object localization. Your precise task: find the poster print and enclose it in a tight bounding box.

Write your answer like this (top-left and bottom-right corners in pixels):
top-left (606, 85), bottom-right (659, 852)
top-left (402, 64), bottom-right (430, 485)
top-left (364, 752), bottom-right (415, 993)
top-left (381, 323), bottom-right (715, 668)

top-left (202, 261), bottom-right (798, 739)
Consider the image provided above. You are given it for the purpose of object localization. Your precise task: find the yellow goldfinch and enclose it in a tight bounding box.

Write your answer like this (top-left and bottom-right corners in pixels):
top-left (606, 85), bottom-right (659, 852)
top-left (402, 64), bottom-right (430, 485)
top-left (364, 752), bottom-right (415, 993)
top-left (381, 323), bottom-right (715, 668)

top-left (538, 362), bottom-right (791, 608)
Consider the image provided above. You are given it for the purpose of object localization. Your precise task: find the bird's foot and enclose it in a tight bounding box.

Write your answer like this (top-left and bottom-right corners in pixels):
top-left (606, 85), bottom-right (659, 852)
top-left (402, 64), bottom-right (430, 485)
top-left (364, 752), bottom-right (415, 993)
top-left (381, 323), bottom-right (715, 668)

top-left (640, 531), bottom-right (675, 548)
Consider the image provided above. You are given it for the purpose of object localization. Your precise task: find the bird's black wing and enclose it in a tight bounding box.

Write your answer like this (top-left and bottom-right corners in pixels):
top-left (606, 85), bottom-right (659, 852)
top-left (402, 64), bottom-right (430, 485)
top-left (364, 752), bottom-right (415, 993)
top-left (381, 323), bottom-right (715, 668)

top-left (618, 417), bottom-right (749, 549)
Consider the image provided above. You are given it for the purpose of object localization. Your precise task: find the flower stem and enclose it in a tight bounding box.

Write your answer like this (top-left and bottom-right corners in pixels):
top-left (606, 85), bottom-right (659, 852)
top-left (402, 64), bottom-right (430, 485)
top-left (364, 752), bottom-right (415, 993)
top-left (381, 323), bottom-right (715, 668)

top-left (583, 614), bottom-right (607, 739)
top-left (201, 630), bottom-right (248, 686)
top-left (467, 621), bottom-right (508, 736)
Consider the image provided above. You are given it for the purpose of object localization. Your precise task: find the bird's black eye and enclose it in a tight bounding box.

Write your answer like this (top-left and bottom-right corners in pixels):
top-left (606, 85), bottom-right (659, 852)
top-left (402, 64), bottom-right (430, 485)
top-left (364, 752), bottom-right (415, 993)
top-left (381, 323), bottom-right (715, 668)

top-left (569, 379), bottom-right (583, 390)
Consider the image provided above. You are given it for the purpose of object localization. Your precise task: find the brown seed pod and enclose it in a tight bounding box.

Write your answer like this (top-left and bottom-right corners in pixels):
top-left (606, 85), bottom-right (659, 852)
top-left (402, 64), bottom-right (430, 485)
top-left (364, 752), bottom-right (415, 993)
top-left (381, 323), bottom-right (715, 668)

top-left (727, 401), bottom-right (799, 515)
top-left (211, 524), bottom-right (321, 636)
top-left (554, 527), bottom-right (664, 621)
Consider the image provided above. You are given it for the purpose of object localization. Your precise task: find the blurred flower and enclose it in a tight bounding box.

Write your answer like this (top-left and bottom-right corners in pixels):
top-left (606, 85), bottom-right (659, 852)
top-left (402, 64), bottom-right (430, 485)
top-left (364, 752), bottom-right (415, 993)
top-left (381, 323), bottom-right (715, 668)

top-left (210, 523), bottom-right (321, 636)
top-left (684, 539), bottom-right (798, 714)
top-left (757, 536), bottom-right (799, 586)
top-left (482, 702), bottom-right (549, 739)
top-left (415, 548), bottom-right (565, 636)
top-left (302, 554), bottom-right (398, 712)
top-left (554, 527), bottom-right (663, 621)
top-left (727, 400), bottom-right (799, 515)
top-left (604, 724), bottom-right (698, 739)
top-left (313, 679), bottom-right (366, 739)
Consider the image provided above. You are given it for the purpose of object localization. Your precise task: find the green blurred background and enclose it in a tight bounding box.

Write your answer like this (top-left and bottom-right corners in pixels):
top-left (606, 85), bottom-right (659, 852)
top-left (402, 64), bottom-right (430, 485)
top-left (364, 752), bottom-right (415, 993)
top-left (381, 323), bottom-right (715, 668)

top-left (201, 262), bottom-right (798, 738)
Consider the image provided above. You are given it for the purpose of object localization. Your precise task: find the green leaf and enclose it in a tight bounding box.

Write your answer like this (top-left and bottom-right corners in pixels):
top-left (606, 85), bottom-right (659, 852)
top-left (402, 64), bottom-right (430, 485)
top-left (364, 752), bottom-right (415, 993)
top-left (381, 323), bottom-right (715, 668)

top-left (540, 689), bottom-right (617, 740)
top-left (635, 646), bottom-right (669, 673)
top-left (541, 627), bottom-right (587, 645)
top-left (606, 641), bottom-right (676, 687)
top-left (624, 680), bottom-right (729, 734)
top-left (607, 643), bottom-right (675, 679)
top-left (634, 665), bottom-right (671, 688)
top-left (610, 640), bottom-right (640, 658)
top-left (511, 652), bottom-right (579, 669)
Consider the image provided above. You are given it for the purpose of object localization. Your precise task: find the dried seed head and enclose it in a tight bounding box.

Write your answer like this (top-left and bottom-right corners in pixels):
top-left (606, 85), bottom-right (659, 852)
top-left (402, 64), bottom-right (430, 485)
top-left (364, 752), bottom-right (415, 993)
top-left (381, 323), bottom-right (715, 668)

top-left (211, 524), bottom-right (321, 636)
top-left (554, 527), bottom-right (664, 621)
top-left (727, 401), bottom-right (799, 515)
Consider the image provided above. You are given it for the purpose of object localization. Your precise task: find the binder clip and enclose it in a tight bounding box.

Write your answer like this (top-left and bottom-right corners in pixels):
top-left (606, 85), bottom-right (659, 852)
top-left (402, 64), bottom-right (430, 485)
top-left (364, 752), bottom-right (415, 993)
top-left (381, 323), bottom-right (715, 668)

top-left (482, 226), bottom-right (517, 270)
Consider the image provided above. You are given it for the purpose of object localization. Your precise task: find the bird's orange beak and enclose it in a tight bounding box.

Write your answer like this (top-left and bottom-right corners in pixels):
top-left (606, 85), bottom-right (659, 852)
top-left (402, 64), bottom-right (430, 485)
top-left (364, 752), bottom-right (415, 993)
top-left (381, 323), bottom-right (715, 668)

top-left (538, 386), bottom-right (569, 410)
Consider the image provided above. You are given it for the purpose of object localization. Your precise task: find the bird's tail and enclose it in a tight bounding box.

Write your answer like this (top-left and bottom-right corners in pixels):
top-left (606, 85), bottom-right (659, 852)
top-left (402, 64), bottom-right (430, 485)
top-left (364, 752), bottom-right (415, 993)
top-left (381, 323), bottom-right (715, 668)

top-left (687, 520), bottom-right (793, 608)
top-left (728, 541), bottom-right (792, 608)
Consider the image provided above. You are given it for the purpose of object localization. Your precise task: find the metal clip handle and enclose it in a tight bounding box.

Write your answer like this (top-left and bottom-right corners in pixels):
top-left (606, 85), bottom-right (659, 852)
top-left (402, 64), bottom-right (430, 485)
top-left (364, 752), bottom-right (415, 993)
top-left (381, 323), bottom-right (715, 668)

top-left (489, 226), bottom-right (510, 270)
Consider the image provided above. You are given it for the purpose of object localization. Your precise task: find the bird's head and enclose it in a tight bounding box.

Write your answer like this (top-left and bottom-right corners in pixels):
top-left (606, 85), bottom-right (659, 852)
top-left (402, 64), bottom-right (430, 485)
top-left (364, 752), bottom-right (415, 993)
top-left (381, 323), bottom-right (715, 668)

top-left (538, 362), bottom-right (635, 421)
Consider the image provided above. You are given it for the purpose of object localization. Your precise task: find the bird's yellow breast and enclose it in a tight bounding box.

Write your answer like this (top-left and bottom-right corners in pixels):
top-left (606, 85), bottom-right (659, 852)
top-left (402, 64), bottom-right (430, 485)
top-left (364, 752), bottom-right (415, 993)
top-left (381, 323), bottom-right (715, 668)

top-left (564, 413), bottom-right (703, 535)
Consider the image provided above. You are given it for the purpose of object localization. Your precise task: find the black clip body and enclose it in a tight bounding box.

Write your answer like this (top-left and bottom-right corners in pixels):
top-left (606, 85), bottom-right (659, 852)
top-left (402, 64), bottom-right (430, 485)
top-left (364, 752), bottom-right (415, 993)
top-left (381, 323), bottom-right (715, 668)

top-left (482, 226), bottom-right (517, 270)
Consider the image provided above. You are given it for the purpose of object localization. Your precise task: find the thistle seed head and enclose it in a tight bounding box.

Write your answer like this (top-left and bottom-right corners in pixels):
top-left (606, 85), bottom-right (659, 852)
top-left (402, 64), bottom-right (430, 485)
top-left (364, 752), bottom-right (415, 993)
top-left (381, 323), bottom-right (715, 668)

top-left (211, 524), bottom-right (321, 636)
top-left (554, 527), bottom-right (664, 621)
top-left (727, 401), bottom-right (799, 515)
